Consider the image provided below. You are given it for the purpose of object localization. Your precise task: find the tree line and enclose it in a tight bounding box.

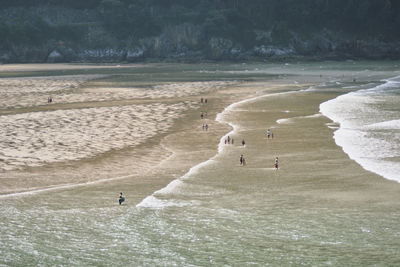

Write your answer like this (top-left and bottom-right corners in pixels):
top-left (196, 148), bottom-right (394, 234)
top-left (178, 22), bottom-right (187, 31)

top-left (1, 0), bottom-right (399, 50)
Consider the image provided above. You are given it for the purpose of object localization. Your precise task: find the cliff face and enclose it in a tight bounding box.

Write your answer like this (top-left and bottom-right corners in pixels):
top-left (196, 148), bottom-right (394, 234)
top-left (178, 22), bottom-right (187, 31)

top-left (1, 2), bottom-right (400, 63)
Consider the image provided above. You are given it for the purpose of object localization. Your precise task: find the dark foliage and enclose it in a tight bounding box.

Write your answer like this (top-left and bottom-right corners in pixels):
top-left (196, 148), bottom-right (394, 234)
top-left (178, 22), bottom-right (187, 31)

top-left (1, 0), bottom-right (399, 51)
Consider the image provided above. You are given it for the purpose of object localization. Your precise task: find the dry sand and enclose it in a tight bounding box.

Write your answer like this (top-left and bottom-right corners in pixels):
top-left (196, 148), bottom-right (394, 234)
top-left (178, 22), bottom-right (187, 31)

top-left (0, 63), bottom-right (243, 195)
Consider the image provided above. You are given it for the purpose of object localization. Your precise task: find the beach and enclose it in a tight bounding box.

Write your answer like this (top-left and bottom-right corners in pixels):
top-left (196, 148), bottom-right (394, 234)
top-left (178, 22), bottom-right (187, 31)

top-left (1, 62), bottom-right (399, 265)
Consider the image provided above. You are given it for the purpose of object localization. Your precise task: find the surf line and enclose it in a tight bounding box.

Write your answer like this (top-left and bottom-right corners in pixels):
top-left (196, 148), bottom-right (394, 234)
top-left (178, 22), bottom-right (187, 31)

top-left (0, 174), bottom-right (136, 199)
top-left (137, 88), bottom-right (306, 208)
top-left (319, 75), bottom-right (400, 183)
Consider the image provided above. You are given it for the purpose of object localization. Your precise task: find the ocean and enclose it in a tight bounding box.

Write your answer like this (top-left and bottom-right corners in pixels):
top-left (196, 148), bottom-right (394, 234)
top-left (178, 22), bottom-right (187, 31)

top-left (320, 75), bottom-right (400, 182)
top-left (0, 62), bottom-right (399, 266)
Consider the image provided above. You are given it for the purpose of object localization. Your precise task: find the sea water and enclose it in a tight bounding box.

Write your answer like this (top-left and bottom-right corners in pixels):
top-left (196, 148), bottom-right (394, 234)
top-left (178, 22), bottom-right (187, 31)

top-left (1, 62), bottom-right (400, 266)
top-left (320, 75), bottom-right (400, 182)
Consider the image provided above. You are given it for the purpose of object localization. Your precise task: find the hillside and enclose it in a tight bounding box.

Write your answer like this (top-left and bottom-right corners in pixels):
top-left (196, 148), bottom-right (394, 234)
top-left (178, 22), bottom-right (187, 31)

top-left (1, 0), bottom-right (400, 63)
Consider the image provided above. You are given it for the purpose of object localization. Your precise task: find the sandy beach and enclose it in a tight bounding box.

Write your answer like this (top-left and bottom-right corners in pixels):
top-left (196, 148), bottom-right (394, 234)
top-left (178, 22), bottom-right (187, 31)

top-left (1, 62), bottom-right (399, 265)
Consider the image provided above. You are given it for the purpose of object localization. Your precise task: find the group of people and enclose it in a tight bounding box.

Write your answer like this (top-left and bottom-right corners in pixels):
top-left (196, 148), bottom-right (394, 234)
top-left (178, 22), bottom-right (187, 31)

top-left (268, 129), bottom-right (278, 169)
top-left (201, 97), bottom-right (209, 130)
top-left (238, 128), bottom-right (278, 169)
top-left (225, 137), bottom-right (248, 146)
top-left (224, 136), bottom-right (234, 145)
top-left (118, 101), bottom-right (280, 205)
top-left (47, 96), bottom-right (53, 103)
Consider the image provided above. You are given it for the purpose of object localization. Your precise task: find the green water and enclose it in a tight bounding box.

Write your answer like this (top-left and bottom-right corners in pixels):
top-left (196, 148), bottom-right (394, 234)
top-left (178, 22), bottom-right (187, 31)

top-left (1, 61), bottom-right (400, 266)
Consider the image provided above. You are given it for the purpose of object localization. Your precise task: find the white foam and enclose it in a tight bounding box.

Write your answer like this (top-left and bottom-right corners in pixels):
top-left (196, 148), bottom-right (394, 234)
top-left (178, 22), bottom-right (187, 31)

top-left (327, 125), bottom-right (339, 130)
top-left (136, 195), bottom-right (198, 208)
top-left (335, 128), bottom-right (400, 180)
top-left (320, 76), bottom-right (400, 182)
top-left (334, 128), bottom-right (398, 159)
top-left (154, 179), bottom-right (185, 195)
top-left (276, 113), bottom-right (322, 124)
top-left (304, 113), bottom-right (323, 119)
top-left (276, 118), bottom-right (292, 124)
top-left (366, 119), bottom-right (400, 130)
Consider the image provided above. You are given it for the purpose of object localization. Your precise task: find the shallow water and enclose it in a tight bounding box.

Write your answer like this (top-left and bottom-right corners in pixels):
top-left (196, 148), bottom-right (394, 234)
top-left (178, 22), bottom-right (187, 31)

top-left (1, 62), bottom-right (400, 266)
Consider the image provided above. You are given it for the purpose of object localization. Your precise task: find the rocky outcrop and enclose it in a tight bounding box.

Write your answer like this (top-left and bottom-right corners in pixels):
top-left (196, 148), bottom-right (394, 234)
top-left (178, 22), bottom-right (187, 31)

top-left (254, 45), bottom-right (294, 58)
top-left (126, 47), bottom-right (146, 62)
top-left (77, 49), bottom-right (126, 62)
top-left (47, 50), bottom-right (64, 63)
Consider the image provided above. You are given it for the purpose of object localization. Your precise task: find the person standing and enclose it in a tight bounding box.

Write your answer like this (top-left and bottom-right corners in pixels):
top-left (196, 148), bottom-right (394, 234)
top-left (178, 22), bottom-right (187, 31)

top-left (274, 157), bottom-right (279, 170)
top-left (119, 192), bottom-right (125, 205)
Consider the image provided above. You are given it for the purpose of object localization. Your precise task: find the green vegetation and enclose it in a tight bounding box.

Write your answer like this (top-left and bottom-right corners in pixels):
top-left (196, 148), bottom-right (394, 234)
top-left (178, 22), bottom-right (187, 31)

top-left (1, 0), bottom-right (399, 60)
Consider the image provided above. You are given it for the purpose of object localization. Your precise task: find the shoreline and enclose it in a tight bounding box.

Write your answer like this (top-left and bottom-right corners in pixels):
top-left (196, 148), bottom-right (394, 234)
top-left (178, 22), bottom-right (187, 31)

top-left (137, 71), bottom-right (400, 209)
top-left (137, 86), bottom-right (335, 208)
top-left (320, 74), bottom-right (400, 183)
top-left (1, 62), bottom-right (399, 200)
